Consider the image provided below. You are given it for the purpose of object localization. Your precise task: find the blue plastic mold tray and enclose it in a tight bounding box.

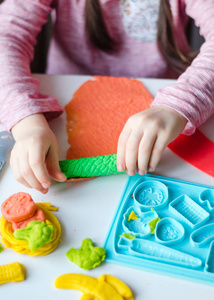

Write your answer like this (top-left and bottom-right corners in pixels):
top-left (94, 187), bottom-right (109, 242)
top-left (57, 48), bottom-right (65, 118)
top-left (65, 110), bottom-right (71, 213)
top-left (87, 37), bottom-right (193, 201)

top-left (103, 174), bottom-right (214, 284)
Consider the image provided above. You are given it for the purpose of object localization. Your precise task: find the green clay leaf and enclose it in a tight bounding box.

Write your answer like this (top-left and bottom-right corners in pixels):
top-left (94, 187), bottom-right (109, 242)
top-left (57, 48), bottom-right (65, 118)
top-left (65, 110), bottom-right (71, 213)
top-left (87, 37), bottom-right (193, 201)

top-left (0, 243), bottom-right (3, 253)
top-left (120, 233), bottom-right (136, 240)
top-left (149, 218), bottom-right (161, 235)
top-left (66, 238), bottom-right (106, 270)
top-left (13, 220), bottom-right (53, 251)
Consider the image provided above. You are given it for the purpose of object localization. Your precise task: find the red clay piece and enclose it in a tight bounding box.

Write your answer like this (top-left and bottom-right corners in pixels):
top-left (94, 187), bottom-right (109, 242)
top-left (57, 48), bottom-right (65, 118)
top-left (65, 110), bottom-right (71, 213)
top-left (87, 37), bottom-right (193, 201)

top-left (1, 192), bottom-right (37, 222)
top-left (12, 207), bottom-right (46, 231)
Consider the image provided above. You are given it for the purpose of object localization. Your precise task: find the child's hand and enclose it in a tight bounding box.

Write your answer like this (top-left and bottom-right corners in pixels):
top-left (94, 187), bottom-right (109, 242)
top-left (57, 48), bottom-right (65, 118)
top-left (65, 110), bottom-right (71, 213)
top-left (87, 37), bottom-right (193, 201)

top-left (117, 105), bottom-right (187, 176)
top-left (10, 114), bottom-right (66, 193)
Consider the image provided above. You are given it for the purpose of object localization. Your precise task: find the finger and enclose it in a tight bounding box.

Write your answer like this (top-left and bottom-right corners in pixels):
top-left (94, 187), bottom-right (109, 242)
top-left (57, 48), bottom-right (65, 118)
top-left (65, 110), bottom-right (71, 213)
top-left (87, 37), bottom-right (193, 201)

top-left (10, 156), bottom-right (32, 189)
top-left (19, 151), bottom-right (48, 193)
top-left (117, 126), bottom-right (132, 172)
top-left (138, 132), bottom-right (157, 175)
top-left (29, 144), bottom-right (51, 190)
top-left (46, 146), bottom-right (67, 182)
top-left (148, 133), bottom-right (169, 171)
top-left (125, 130), bottom-right (142, 176)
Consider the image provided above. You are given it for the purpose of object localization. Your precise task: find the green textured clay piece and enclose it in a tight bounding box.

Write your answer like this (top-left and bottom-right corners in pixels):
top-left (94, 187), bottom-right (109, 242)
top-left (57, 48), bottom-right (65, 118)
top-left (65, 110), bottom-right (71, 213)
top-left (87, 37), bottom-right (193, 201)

top-left (59, 154), bottom-right (125, 179)
top-left (13, 220), bottom-right (53, 251)
top-left (66, 238), bottom-right (106, 270)
top-left (0, 243), bottom-right (3, 253)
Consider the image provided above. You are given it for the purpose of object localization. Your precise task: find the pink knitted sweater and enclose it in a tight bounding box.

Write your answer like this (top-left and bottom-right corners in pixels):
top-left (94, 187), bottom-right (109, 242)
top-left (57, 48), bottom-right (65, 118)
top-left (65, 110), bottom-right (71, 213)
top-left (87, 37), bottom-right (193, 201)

top-left (0, 0), bottom-right (213, 135)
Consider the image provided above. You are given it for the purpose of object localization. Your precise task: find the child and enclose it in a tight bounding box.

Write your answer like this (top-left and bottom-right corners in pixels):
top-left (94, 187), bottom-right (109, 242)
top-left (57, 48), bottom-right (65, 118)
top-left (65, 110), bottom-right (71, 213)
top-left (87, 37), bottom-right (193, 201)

top-left (0, 0), bottom-right (213, 193)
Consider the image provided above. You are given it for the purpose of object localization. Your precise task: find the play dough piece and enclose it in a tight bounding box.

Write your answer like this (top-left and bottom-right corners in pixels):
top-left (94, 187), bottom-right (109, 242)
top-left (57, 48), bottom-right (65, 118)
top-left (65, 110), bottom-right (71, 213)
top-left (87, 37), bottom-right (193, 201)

top-left (65, 76), bottom-right (153, 182)
top-left (0, 203), bottom-right (61, 256)
top-left (0, 262), bottom-right (25, 285)
top-left (12, 207), bottom-right (46, 231)
top-left (128, 211), bottom-right (138, 221)
top-left (54, 273), bottom-right (134, 300)
top-left (40, 202), bottom-right (59, 211)
top-left (120, 233), bottom-right (136, 240)
top-left (99, 274), bottom-right (134, 300)
top-left (0, 243), bottom-right (3, 252)
top-left (1, 192), bottom-right (36, 222)
top-left (149, 218), bottom-right (161, 235)
top-left (13, 220), bottom-right (53, 251)
top-left (60, 154), bottom-right (124, 179)
top-left (66, 238), bottom-right (106, 270)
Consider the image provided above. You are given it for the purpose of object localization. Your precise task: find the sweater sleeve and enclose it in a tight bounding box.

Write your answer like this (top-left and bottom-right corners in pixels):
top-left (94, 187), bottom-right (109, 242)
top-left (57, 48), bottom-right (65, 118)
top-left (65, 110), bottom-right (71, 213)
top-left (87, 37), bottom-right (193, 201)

top-left (151, 0), bottom-right (214, 135)
top-left (0, 0), bottom-right (63, 131)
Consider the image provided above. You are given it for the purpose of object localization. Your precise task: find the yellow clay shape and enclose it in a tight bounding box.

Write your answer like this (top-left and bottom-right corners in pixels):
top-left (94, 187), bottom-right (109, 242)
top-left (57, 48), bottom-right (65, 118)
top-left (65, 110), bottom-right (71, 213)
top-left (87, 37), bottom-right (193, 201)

top-left (0, 262), bottom-right (25, 285)
top-left (99, 274), bottom-right (134, 300)
top-left (55, 273), bottom-right (134, 300)
top-left (128, 211), bottom-right (138, 221)
top-left (55, 273), bottom-right (98, 293)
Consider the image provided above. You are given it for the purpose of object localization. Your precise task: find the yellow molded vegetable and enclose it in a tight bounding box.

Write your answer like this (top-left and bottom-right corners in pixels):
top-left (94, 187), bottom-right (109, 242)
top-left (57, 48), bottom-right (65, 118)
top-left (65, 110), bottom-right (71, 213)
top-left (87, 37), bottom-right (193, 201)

top-left (55, 273), bottom-right (134, 300)
top-left (0, 262), bottom-right (25, 285)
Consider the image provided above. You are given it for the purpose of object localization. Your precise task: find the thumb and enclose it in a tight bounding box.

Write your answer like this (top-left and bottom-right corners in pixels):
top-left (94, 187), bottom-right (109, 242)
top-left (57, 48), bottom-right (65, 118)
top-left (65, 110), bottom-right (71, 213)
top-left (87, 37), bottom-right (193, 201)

top-left (46, 146), bottom-right (67, 182)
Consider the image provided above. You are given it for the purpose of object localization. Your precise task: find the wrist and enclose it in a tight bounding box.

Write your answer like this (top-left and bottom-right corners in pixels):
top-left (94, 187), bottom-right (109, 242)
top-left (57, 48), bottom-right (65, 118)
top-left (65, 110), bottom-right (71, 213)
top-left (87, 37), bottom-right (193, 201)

top-left (156, 105), bottom-right (188, 125)
top-left (11, 114), bottom-right (50, 140)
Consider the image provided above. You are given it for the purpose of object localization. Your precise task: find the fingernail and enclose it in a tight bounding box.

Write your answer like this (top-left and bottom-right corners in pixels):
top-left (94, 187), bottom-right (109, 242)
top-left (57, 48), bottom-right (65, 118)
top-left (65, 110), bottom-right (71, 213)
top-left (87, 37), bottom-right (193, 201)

top-left (148, 166), bottom-right (154, 172)
top-left (56, 170), bottom-right (67, 180)
top-left (62, 174), bottom-right (67, 180)
top-left (42, 182), bottom-right (50, 189)
top-left (41, 189), bottom-right (48, 194)
top-left (127, 169), bottom-right (136, 176)
top-left (138, 170), bottom-right (146, 176)
top-left (117, 164), bottom-right (124, 172)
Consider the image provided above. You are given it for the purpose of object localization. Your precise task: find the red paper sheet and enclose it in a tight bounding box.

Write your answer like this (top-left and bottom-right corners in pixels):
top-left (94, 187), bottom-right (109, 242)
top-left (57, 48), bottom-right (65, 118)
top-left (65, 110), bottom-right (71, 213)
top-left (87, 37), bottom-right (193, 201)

top-left (168, 129), bottom-right (214, 177)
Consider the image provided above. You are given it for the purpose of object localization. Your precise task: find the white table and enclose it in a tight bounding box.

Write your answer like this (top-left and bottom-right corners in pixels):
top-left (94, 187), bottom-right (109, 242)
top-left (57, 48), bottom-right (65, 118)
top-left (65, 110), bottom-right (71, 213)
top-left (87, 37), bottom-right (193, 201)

top-left (1, 74), bottom-right (214, 300)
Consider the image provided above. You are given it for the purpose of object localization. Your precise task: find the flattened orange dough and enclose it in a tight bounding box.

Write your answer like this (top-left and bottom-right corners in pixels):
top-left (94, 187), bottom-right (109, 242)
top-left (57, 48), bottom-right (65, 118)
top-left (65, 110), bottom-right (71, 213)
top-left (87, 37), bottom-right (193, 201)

top-left (1, 192), bottom-right (37, 223)
top-left (66, 177), bottom-right (94, 182)
top-left (65, 76), bottom-right (153, 181)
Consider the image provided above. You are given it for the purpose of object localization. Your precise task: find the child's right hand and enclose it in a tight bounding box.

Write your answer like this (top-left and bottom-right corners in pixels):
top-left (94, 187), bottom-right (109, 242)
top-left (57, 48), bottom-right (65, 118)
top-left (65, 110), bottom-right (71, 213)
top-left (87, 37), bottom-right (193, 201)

top-left (10, 113), bottom-right (67, 193)
top-left (117, 105), bottom-right (188, 176)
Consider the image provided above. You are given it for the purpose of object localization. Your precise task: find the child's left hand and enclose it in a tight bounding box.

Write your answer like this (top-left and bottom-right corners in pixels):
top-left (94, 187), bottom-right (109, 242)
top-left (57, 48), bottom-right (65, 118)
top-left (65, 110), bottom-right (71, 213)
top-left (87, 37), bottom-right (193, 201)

top-left (117, 105), bottom-right (187, 176)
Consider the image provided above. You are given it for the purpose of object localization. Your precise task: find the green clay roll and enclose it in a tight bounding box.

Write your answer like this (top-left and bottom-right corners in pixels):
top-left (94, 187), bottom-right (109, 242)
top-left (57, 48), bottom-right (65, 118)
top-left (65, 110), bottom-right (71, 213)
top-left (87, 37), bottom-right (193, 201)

top-left (59, 154), bottom-right (125, 179)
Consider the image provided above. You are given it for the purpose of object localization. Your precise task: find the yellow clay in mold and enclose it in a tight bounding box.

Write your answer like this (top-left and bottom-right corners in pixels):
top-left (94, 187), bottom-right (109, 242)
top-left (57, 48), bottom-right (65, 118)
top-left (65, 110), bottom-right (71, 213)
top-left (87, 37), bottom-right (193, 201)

top-left (128, 211), bottom-right (138, 221)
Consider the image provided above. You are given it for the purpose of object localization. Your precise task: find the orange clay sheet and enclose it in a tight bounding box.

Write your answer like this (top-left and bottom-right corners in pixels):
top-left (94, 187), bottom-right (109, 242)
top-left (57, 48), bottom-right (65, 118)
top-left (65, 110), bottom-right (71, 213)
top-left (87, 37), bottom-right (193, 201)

top-left (65, 76), bottom-right (153, 181)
